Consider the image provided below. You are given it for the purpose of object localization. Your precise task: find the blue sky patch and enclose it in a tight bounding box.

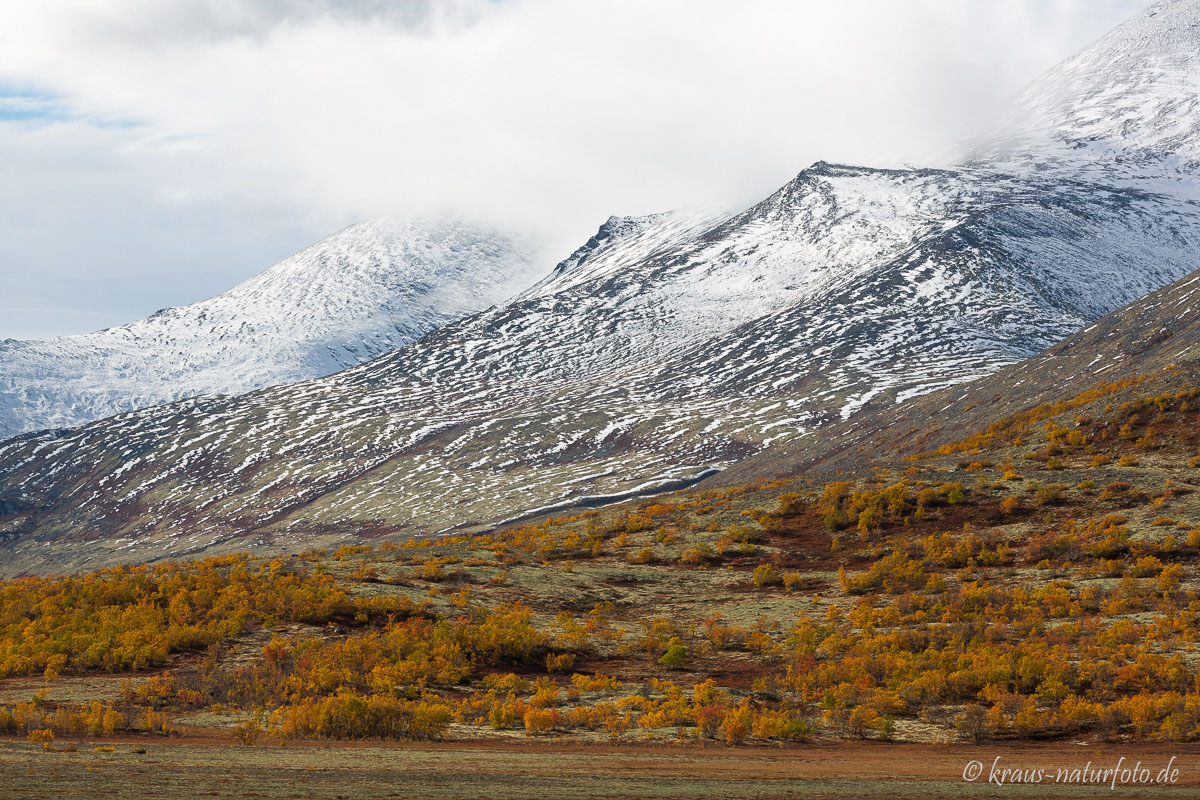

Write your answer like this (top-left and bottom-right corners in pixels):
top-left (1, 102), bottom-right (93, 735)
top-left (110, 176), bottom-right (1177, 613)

top-left (0, 87), bottom-right (140, 128)
top-left (0, 87), bottom-right (69, 123)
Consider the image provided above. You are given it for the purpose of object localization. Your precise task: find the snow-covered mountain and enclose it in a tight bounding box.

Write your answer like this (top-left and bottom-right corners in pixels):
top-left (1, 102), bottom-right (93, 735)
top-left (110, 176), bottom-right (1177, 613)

top-left (2, 0), bottom-right (1200, 574)
top-left (971, 0), bottom-right (1200, 174)
top-left (0, 218), bottom-right (546, 439)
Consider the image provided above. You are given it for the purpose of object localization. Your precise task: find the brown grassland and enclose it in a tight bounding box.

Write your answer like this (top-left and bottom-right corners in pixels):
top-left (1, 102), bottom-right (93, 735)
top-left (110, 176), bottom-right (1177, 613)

top-left (3, 374), bottom-right (1200, 796)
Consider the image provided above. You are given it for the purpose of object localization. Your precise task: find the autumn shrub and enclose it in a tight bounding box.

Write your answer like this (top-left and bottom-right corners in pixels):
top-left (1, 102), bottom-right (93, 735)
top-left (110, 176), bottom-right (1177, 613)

top-left (143, 710), bottom-right (171, 735)
top-left (702, 615), bottom-right (747, 651)
top-left (824, 507), bottom-right (851, 532)
top-left (0, 699), bottom-right (129, 740)
top-left (954, 705), bottom-right (988, 744)
top-left (694, 704), bottom-right (724, 739)
top-left (846, 705), bottom-right (879, 739)
top-left (274, 693), bottom-right (452, 741)
top-left (572, 672), bottom-right (621, 694)
top-left (1035, 484), bottom-right (1065, 506)
top-left (185, 603), bottom-right (549, 712)
top-left (856, 504), bottom-right (884, 536)
top-left (775, 492), bottom-right (805, 515)
top-left (842, 552), bottom-right (925, 595)
top-left (0, 556), bottom-right (358, 678)
top-left (659, 640), bottom-right (687, 670)
top-left (1131, 556), bottom-right (1164, 578)
top-left (630, 547), bottom-right (658, 564)
top-left (752, 563), bottom-right (782, 588)
top-left (679, 544), bottom-right (716, 565)
top-left (750, 709), bottom-right (812, 741)
top-left (523, 708), bottom-right (559, 736)
top-left (333, 544), bottom-right (372, 560)
top-left (782, 572), bottom-right (806, 591)
top-left (545, 653), bottom-right (575, 674)
top-left (28, 728), bottom-right (54, 746)
top-left (721, 702), bottom-right (753, 745)
top-left (487, 702), bottom-right (519, 729)
top-left (1057, 695), bottom-right (1104, 732)
top-left (414, 562), bottom-right (449, 582)
top-left (1159, 564), bottom-right (1185, 593)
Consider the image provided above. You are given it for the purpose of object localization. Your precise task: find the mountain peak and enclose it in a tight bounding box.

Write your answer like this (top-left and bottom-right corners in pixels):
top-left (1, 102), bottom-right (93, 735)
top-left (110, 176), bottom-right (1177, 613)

top-left (0, 216), bottom-right (547, 438)
top-left (973, 0), bottom-right (1200, 171)
top-left (522, 208), bottom-right (724, 297)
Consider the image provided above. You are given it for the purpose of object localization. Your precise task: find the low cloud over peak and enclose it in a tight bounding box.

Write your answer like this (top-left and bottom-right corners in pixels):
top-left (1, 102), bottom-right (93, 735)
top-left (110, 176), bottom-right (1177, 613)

top-left (0, 0), bottom-right (1152, 338)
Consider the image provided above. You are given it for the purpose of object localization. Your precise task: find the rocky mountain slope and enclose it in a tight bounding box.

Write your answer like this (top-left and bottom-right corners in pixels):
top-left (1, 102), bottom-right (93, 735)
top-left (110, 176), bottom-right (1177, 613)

top-left (708, 261), bottom-right (1200, 489)
top-left (0, 218), bottom-right (545, 439)
top-left (2, 0), bottom-right (1199, 574)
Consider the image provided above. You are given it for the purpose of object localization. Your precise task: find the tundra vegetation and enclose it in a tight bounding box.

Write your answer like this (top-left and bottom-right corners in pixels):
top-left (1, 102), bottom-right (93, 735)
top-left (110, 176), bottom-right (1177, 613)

top-left (3, 379), bottom-right (1200, 748)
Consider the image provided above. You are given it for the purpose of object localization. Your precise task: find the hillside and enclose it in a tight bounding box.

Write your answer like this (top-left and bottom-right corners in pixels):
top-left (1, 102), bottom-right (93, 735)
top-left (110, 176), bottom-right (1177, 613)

top-left (710, 263), bottom-right (1200, 487)
top-left (0, 217), bottom-right (545, 439)
top-left (2, 324), bottom-right (1199, 754)
top-left (2, 160), bottom-right (1197, 574)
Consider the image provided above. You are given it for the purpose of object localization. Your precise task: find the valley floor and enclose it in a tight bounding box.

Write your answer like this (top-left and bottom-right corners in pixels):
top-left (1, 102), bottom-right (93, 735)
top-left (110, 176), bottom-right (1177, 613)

top-left (4, 738), bottom-right (1199, 800)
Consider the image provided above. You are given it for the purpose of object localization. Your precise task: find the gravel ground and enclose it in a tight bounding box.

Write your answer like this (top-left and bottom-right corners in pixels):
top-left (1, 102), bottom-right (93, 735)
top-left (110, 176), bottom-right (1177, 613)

top-left (3, 739), bottom-right (1199, 799)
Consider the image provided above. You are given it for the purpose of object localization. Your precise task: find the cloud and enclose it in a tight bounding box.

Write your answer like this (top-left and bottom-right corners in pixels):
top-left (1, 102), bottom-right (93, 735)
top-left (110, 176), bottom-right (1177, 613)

top-left (0, 0), bottom-right (1154, 338)
top-left (0, 119), bottom-right (331, 338)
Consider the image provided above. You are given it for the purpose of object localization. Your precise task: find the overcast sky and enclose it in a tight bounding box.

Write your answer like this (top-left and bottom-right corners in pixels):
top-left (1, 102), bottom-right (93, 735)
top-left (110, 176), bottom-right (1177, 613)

top-left (0, 0), bottom-right (1154, 339)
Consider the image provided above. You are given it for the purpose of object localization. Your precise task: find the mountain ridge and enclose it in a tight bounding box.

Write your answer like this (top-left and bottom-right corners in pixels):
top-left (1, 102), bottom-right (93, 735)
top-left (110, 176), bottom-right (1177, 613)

top-left (2, 157), bottom-right (1197, 574)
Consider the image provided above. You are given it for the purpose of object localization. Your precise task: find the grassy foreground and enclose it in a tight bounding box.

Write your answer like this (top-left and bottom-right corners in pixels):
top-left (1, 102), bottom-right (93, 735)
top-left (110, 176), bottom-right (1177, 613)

top-left (2, 739), bottom-right (1199, 800)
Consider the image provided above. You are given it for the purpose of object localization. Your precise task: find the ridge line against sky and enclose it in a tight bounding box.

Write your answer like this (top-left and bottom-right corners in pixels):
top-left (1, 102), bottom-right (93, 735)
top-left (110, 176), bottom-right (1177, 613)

top-left (0, 0), bottom-right (1153, 340)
